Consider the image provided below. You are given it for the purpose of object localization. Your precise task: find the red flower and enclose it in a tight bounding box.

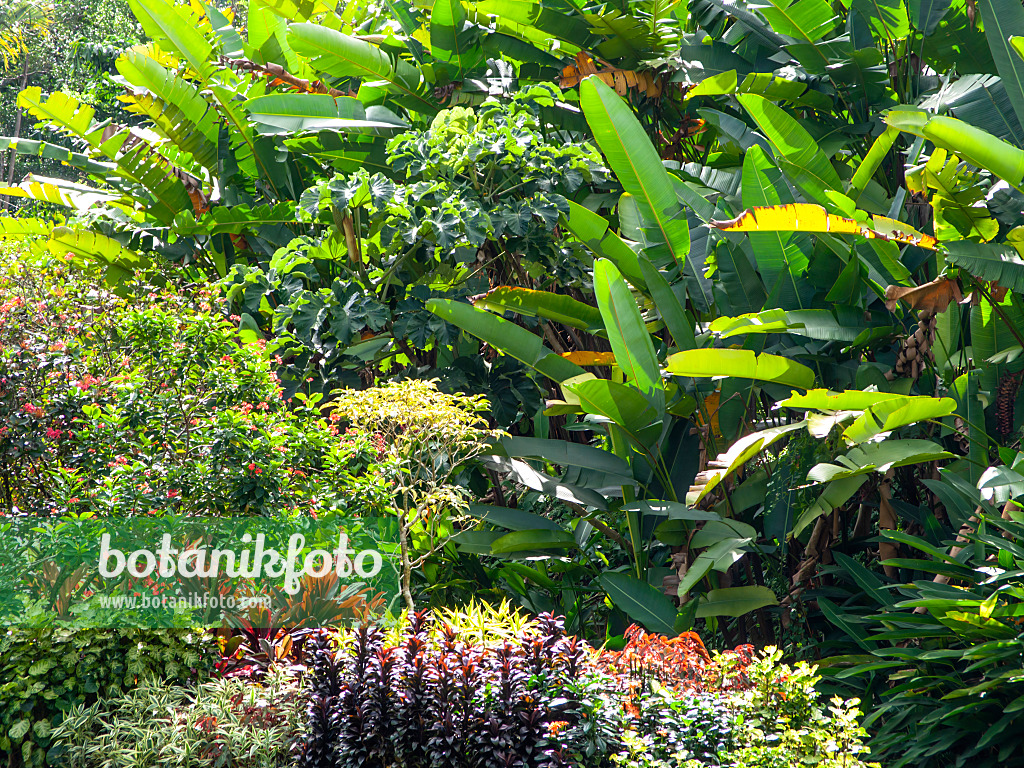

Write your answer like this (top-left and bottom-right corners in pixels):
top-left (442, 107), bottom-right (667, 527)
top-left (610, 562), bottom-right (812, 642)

top-left (74, 374), bottom-right (98, 392)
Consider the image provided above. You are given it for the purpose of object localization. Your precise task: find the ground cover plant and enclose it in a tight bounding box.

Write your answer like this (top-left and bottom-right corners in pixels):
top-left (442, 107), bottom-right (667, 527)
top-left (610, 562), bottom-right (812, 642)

top-left (51, 665), bottom-right (304, 768)
top-left (0, 628), bottom-right (212, 767)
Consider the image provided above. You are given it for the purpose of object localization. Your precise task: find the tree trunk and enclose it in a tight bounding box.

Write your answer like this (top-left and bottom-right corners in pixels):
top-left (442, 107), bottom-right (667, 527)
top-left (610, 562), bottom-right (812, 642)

top-left (2, 57), bottom-right (30, 210)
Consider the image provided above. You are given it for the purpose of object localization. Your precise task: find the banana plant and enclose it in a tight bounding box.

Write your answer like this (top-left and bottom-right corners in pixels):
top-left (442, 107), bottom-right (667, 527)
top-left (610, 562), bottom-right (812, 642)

top-left (429, 259), bottom-right (808, 633)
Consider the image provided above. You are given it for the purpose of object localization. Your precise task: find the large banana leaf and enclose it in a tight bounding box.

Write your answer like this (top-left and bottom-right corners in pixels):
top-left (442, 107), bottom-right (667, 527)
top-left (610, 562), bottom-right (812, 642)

top-left (945, 241), bottom-right (1024, 292)
top-left (910, 0), bottom-right (952, 34)
top-left (710, 309), bottom-right (869, 342)
top-left (499, 435), bottom-right (633, 478)
top-left (0, 137), bottom-right (111, 175)
top-left (716, 240), bottom-right (768, 314)
top-left (564, 201), bottom-right (646, 290)
top-left (781, 389), bottom-right (930, 410)
top-left (737, 94), bottom-right (842, 206)
top-left (128, 0), bottom-right (274, 183)
top-left (471, 0), bottom-right (594, 49)
top-left (886, 108), bottom-right (1024, 187)
top-left (980, 0), bottom-right (1024, 130)
top-left (710, 202), bottom-right (938, 249)
top-left (598, 571), bottom-right (680, 635)
top-left (248, 0), bottom-right (291, 53)
top-left (850, 125), bottom-right (899, 199)
top-left (116, 51), bottom-right (221, 169)
top-left (17, 88), bottom-right (191, 224)
top-left (485, 455), bottom-right (608, 509)
top-left (638, 257), bottom-right (696, 350)
top-left (756, 0), bottom-right (836, 41)
top-left (465, 504), bottom-right (564, 531)
top-left (580, 77), bottom-right (690, 269)
top-left (741, 145), bottom-right (811, 310)
top-left (841, 396), bottom-right (958, 444)
top-left (853, 0), bottom-right (910, 41)
top-left (128, 0), bottom-right (215, 80)
top-left (669, 41), bottom-right (764, 84)
top-left (473, 287), bottom-right (604, 332)
top-left (806, 440), bottom-right (955, 483)
top-left (17, 88), bottom-right (99, 146)
top-left (562, 377), bottom-right (664, 453)
top-left (122, 90), bottom-right (219, 171)
top-left (689, 70), bottom-right (832, 110)
top-left (666, 348), bottom-right (815, 390)
top-left (0, 218), bottom-right (54, 238)
top-left (922, 0), bottom-right (994, 74)
top-left (243, 93), bottom-right (402, 134)
top-left (255, 0), bottom-right (333, 21)
top-left (920, 74), bottom-right (1024, 146)
top-left (49, 228), bottom-right (152, 287)
top-left (116, 51), bottom-right (219, 145)
top-left (172, 203), bottom-right (298, 236)
top-left (697, 0), bottom-right (789, 52)
top-left (0, 176), bottom-right (117, 210)
top-left (688, 421), bottom-right (808, 504)
top-left (431, 0), bottom-right (483, 76)
top-left (695, 586), bottom-right (778, 618)
top-left (792, 476), bottom-right (868, 536)
top-left (594, 259), bottom-right (664, 408)
top-left (288, 23), bottom-right (436, 114)
top-left (426, 298), bottom-right (585, 382)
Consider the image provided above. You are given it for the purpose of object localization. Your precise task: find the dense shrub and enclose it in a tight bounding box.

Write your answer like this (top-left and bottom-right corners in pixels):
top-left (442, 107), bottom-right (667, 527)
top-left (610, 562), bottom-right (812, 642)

top-left (0, 255), bottom-right (399, 517)
top-left (297, 613), bottom-right (878, 768)
top-left (0, 628), bottom-right (212, 767)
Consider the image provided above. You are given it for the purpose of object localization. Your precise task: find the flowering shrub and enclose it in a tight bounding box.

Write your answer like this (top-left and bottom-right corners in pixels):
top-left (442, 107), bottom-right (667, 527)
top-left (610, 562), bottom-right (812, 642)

top-left (298, 614), bottom-right (879, 768)
top-left (0, 256), bottom-right (400, 517)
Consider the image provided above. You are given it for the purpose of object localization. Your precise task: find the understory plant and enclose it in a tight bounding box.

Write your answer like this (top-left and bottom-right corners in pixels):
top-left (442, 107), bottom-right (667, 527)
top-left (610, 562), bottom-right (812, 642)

top-left (330, 379), bottom-right (503, 611)
top-left (819, 468), bottom-right (1024, 767)
top-left (49, 666), bottom-right (303, 768)
top-left (298, 613), bottom-right (877, 768)
top-left (0, 628), bottom-right (212, 767)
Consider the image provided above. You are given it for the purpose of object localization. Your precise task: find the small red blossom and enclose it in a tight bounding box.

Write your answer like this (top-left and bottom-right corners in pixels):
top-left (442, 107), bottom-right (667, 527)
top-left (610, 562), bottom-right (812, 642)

top-left (74, 374), bottom-right (99, 392)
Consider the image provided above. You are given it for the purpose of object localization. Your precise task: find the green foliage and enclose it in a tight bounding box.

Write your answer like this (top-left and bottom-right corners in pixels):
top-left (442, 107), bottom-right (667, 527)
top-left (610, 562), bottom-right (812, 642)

top-left (0, 628), bottom-right (212, 767)
top-left (50, 667), bottom-right (302, 767)
top-left (330, 379), bottom-right (503, 610)
top-left (0, 255), bottom-right (398, 517)
top-left (13, 0), bottom-right (1024, 763)
top-left (818, 470), bottom-right (1024, 767)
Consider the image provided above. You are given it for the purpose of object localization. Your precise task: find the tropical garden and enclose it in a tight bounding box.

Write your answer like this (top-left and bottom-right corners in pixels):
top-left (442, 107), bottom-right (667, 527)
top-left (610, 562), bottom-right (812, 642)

top-left (2, 0), bottom-right (1024, 761)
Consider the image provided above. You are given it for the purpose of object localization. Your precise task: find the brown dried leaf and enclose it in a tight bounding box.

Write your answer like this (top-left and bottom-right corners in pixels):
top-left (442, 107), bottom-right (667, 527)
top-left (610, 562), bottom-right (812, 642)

top-left (990, 281), bottom-right (1010, 303)
top-left (558, 52), bottom-right (663, 97)
top-left (884, 277), bottom-right (963, 314)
